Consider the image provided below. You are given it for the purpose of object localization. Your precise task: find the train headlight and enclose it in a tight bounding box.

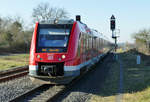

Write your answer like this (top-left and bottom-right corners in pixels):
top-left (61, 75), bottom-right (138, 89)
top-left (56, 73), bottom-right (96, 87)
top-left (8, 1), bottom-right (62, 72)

top-left (62, 55), bottom-right (66, 59)
top-left (37, 55), bottom-right (40, 58)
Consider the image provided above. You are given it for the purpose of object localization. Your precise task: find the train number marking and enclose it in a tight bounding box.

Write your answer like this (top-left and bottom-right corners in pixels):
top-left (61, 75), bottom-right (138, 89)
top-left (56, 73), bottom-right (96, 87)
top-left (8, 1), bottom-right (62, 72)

top-left (48, 55), bottom-right (54, 60)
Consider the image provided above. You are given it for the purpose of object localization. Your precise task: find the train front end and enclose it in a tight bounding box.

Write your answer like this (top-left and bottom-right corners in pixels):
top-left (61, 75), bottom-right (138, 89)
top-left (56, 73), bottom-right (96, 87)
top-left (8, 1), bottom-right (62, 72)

top-left (29, 19), bottom-right (78, 84)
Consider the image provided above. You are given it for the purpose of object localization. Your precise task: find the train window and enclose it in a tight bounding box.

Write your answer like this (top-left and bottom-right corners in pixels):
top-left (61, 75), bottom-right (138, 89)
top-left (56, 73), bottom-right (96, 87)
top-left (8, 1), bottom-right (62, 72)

top-left (90, 36), bottom-right (92, 49)
top-left (86, 34), bottom-right (88, 51)
top-left (83, 34), bottom-right (85, 53)
top-left (38, 28), bottom-right (70, 48)
top-left (83, 33), bottom-right (87, 52)
top-left (79, 33), bottom-right (81, 39)
top-left (94, 38), bottom-right (96, 49)
top-left (91, 37), bottom-right (93, 49)
top-left (88, 35), bottom-right (90, 50)
top-left (77, 33), bottom-right (81, 56)
top-left (36, 24), bottom-right (73, 52)
top-left (98, 38), bottom-right (100, 50)
top-left (80, 32), bottom-right (83, 54)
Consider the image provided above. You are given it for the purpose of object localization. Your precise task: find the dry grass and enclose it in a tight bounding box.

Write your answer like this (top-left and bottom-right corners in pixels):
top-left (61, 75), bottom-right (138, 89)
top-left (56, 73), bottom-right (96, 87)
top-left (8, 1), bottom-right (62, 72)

top-left (90, 49), bottom-right (150, 102)
top-left (0, 54), bottom-right (29, 70)
top-left (90, 95), bottom-right (116, 102)
top-left (123, 88), bottom-right (150, 102)
top-left (121, 50), bottom-right (150, 102)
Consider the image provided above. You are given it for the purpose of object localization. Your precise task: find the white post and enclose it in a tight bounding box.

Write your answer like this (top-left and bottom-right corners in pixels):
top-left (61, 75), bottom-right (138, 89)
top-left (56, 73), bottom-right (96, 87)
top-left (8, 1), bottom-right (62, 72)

top-left (137, 55), bottom-right (141, 64)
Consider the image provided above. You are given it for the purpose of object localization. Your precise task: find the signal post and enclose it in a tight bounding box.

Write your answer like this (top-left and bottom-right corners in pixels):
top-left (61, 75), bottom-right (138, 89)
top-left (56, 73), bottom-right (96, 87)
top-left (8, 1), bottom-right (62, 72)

top-left (110, 15), bottom-right (119, 52)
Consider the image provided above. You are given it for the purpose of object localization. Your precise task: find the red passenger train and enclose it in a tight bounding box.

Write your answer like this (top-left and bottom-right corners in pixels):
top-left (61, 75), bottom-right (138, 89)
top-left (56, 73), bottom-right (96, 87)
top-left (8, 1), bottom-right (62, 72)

top-left (29, 16), bottom-right (114, 84)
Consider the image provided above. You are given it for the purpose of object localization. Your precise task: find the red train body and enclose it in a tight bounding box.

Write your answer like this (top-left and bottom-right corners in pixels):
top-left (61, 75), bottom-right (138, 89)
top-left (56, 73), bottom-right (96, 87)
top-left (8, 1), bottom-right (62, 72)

top-left (29, 17), bottom-right (113, 84)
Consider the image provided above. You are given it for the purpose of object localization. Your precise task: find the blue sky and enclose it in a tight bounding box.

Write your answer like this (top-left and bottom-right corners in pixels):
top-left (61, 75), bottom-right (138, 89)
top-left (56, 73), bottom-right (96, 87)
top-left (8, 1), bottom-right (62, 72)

top-left (0, 0), bottom-right (150, 43)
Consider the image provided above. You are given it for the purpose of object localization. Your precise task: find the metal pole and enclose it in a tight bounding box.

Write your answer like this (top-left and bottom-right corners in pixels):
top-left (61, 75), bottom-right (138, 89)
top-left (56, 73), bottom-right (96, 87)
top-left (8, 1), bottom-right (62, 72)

top-left (112, 30), bottom-right (117, 52)
top-left (115, 37), bottom-right (117, 52)
top-left (115, 38), bottom-right (116, 52)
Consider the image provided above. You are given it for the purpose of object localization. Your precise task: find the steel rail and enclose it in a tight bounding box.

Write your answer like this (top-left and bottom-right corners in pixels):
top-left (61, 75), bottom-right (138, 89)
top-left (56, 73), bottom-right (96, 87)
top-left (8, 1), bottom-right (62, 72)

top-left (0, 66), bottom-right (29, 83)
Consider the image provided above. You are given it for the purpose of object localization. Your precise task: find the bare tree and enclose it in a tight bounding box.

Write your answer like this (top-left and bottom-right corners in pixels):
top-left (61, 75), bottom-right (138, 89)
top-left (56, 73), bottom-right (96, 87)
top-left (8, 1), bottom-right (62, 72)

top-left (32, 3), bottom-right (69, 22)
top-left (132, 29), bottom-right (150, 53)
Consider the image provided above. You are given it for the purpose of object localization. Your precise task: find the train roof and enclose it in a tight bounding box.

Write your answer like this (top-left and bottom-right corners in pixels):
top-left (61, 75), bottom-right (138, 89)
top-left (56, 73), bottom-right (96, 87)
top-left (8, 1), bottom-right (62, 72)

top-left (39, 19), bottom-right (74, 25)
top-left (78, 21), bottom-right (109, 41)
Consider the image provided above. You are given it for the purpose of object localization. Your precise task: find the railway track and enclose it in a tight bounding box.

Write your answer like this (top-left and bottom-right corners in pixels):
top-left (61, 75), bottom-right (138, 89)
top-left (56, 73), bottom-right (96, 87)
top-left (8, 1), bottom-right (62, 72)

top-left (9, 65), bottom-right (88, 102)
top-left (0, 66), bottom-right (29, 83)
top-left (9, 68), bottom-right (93, 102)
top-left (9, 84), bottom-right (65, 102)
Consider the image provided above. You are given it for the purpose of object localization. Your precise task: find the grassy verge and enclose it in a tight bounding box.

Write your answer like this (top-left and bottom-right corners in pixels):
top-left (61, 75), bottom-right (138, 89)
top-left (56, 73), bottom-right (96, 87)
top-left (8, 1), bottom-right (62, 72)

top-left (90, 56), bottom-right (120, 102)
top-left (0, 54), bottom-right (29, 71)
top-left (90, 49), bottom-right (150, 102)
top-left (121, 50), bottom-right (150, 102)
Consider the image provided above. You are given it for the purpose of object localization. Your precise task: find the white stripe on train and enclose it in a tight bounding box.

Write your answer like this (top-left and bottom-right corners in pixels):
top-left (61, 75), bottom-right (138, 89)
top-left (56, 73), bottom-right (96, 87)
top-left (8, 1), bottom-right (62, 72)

top-left (64, 54), bottom-right (105, 71)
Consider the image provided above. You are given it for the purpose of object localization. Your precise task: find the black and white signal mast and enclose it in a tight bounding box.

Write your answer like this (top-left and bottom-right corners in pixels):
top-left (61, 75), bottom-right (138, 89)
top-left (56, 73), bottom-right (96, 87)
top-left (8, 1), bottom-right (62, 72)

top-left (110, 15), bottom-right (119, 52)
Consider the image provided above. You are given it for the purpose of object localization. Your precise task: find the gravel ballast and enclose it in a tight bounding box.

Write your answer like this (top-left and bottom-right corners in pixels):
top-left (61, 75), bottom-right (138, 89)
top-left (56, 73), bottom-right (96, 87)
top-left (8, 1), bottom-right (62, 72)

top-left (56, 54), bottom-right (113, 102)
top-left (0, 76), bottom-right (39, 102)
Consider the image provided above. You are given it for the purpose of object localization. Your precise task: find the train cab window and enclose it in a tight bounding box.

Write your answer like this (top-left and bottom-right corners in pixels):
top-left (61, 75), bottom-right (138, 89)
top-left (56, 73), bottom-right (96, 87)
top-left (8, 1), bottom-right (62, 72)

top-left (38, 28), bottom-right (69, 47)
top-left (37, 24), bottom-right (73, 53)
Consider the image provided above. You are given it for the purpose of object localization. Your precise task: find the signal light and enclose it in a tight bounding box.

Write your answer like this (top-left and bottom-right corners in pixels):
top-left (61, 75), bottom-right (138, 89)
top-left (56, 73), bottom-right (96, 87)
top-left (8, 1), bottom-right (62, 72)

top-left (110, 15), bottom-right (116, 31)
top-left (111, 20), bottom-right (115, 31)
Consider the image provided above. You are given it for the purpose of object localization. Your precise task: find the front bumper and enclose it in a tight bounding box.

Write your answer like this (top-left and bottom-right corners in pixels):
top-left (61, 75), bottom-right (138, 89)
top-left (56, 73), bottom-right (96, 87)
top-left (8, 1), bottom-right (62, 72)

top-left (29, 65), bottom-right (80, 84)
top-left (29, 75), bottom-right (75, 84)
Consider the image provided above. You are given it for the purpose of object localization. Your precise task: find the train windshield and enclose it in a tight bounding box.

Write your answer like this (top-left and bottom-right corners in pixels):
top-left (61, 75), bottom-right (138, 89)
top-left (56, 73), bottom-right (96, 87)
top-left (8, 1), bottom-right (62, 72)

top-left (38, 28), bottom-right (70, 47)
top-left (38, 24), bottom-right (72, 48)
